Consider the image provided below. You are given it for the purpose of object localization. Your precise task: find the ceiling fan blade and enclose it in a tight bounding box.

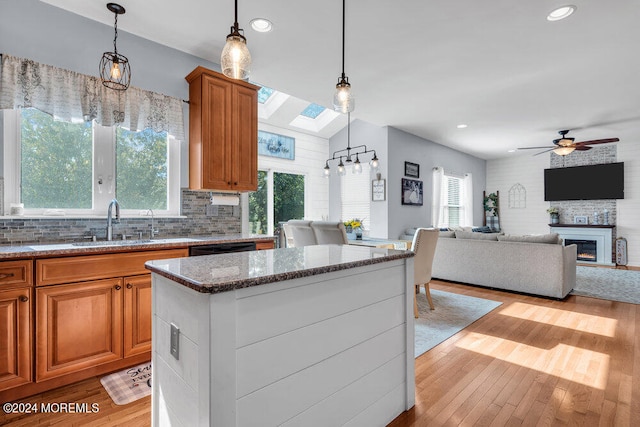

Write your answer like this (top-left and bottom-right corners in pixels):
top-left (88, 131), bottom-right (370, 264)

top-left (517, 146), bottom-right (555, 150)
top-left (575, 138), bottom-right (619, 146)
top-left (574, 145), bottom-right (592, 151)
top-left (533, 148), bottom-right (555, 156)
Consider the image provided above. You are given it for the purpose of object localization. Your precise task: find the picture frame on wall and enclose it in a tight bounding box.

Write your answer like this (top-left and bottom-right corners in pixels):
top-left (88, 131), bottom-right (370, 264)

top-left (401, 178), bottom-right (423, 206)
top-left (372, 178), bottom-right (386, 201)
top-left (404, 161), bottom-right (420, 178)
top-left (257, 130), bottom-right (295, 160)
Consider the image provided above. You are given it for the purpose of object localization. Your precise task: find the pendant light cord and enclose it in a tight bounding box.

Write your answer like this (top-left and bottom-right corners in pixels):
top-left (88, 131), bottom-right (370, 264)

top-left (234, 0), bottom-right (239, 29)
top-left (113, 12), bottom-right (119, 54)
top-left (341, 0), bottom-right (346, 78)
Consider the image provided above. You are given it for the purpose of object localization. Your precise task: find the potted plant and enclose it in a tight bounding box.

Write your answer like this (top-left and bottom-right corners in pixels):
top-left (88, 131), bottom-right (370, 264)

top-left (344, 219), bottom-right (363, 239)
top-left (547, 207), bottom-right (559, 224)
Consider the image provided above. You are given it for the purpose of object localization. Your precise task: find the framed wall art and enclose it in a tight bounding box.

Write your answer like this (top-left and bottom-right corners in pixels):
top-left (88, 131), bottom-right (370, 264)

top-left (401, 178), bottom-right (423, 206)
top-left (404, 161), bottom-right (420, 178)
top-left (574, 215), bottom-right (588, 225)
top-left (257, 130), bottom-right (295, 160)
top-left (372, 178), bottom-right (386, 201)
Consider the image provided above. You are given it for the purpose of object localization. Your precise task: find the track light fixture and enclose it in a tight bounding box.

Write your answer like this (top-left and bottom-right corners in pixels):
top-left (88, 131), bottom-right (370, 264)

top-left (100, 3), bottom-right (131, 90)
top-left (221, 0), bottom-right (252, 80)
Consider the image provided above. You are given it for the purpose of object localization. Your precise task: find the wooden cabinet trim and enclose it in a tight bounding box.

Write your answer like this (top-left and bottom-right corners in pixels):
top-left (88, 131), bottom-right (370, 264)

top-left (0, 287), bottom-right (32, 391)
top-left (0, 260), bottom-right (33, 289)
top-left (123, 275), bottom-right (152, 357)
top-left (36, 249), bottom-right (188, 286)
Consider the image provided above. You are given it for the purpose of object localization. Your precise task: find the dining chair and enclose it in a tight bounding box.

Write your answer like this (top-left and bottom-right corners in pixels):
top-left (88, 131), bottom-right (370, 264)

top-left (311, 221), bottom-right (349, 244)
top-left (285, 220), bottom-right (316, 247)
top-left (412, 228), bottom-right (439, 318)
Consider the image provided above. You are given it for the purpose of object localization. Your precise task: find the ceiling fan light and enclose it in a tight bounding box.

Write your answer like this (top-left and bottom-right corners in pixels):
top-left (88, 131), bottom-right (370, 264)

top-left (553, 146), bottom-right (576, 156)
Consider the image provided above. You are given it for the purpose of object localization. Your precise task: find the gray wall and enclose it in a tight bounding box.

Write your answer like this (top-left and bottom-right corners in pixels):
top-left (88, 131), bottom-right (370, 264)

top-left (387, 127), bottom-right (486, 239)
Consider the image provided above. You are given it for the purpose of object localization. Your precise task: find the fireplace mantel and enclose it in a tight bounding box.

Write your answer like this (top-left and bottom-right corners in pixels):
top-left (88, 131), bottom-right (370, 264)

top-left (549, 225), bottom-right (614, 265)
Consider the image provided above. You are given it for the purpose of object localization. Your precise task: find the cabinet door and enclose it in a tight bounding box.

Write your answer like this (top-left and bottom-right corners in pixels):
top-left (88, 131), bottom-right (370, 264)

top-left (200, 74), bottom-right (232, 190)
top-left (36, 279), bottom-right (123, 381)
top-left (231, 84), bottom-right (258, 191)
top-left (0, 288), bottom-right (32, 391)
top-left (123, 275), bottom-right (152, 357)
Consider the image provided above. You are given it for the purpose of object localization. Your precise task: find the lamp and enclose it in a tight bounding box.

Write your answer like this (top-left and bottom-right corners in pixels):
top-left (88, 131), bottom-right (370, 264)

top-left (324, 113), bottom-right (379, 177)
top-left (221, 0), bottom-right (251, 80)
top-left (553, 146), bottom-right (576, 156)
top-left (100, 3), bottom-right (131, 91)
top-left (333, 0), bottom-right (354, 113)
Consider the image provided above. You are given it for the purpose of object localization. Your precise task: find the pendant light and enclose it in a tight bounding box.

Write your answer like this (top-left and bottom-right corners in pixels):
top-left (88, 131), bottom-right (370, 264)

top-left (333, 0), bottom-right (354, 113)
top-left (221, 0), bottom-right (252, 80)
top-left (324, 112), bottom-right (379, 177)
top-left (99, 3), bottom-right (131, 91)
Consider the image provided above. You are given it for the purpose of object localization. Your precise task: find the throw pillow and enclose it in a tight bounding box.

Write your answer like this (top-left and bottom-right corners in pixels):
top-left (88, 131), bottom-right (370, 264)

top-left (455, 230), bottom-right (500, 240)
top-left (497, 233), bottom-right (560, 244)
top-left (472, 226), bottom-right (493, 233)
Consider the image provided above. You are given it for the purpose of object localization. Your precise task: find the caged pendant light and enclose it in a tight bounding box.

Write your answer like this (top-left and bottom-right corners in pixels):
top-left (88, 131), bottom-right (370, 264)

top-left (100, 3), bottom-right (131, 91)
top-left (333, 0), bottom-right (354, 113)
top-left (221, 0), bottom-right (252, 80)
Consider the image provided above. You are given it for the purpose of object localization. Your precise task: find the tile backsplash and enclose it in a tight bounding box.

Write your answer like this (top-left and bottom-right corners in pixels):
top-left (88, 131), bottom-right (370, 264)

top-left (0, 184), bottom-right (242, 245)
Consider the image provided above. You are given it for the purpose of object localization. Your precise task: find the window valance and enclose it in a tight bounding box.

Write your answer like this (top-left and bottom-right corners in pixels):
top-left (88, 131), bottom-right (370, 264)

top-left (0, 54), bottom-right (185, 140)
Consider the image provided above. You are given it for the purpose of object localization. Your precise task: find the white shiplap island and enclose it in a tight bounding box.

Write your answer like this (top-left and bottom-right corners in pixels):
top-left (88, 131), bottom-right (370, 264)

top-left (145, 244), bottom-right (415, 427)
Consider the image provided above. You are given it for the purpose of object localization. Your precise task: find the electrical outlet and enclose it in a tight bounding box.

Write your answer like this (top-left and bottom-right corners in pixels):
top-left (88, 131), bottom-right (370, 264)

top-left (170, 323), bottom-right (180, 360)
top-left (206, 205), bottom-right (218, 217)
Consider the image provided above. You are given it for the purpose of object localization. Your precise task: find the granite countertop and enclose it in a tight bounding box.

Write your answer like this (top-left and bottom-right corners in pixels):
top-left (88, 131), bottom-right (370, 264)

top-left (145, 244), bottom-right (415, 294)
top-left (0, 235), bottom-right (275, 259)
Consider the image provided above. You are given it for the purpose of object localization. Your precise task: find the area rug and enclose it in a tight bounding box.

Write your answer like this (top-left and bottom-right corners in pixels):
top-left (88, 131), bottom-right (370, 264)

top-left (572, 266), bottom-right (640, 305)
top-left (100, 362), bottom-right (152, 405)
top-left (415, 289), bottom-right (502, 358)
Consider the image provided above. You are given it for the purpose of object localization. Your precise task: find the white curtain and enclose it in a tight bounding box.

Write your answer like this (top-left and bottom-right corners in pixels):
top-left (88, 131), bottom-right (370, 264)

top-left (431, 167), bottom-right (444, 227)
top-left (0, 54), bottom-right (184, 140)
top-left (462, 173), bottom-right (474, 226)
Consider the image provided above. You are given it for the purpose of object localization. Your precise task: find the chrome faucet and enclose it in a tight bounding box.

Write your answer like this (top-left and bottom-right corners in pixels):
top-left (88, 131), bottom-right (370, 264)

top-left (147, 209), bottom-right (158, 239)
top-left (106, 199), bottom-right (120, 241)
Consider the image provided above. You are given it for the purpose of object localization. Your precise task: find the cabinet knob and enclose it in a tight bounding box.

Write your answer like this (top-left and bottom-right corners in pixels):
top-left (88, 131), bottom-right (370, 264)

top-left (234, 182), bottom-right (238, 185)
top-left (114, 285), bottom-right (122, 290)
top-left (227, 181), bottom-right (231, 185)
top-left (126, 283), bottom-right (133, 289)
top-left (19, 295), bottom-right (29, 302)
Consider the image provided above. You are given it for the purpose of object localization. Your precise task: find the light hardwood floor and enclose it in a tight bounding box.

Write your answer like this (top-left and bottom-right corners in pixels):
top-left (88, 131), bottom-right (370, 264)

top-left (1, 280), bottom-right (638, 426)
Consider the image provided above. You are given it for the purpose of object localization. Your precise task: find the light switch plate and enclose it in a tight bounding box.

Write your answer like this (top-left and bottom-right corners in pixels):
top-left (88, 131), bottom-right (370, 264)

top-left (170, 323), bottom-right (180, 360)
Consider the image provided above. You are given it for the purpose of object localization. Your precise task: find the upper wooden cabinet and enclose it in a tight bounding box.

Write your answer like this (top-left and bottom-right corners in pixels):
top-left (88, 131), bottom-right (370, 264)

top-left (186, 66), bottom-right (259, 192)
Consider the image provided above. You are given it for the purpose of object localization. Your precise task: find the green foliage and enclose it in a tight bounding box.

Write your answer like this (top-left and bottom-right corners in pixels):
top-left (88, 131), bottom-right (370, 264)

top-left (116, 128), bottom-right (168, 210)
top-left (21, 108), bottom-right (92, 208)
top-left (249, 170), bottom-right (268, 233)
top-left (274, 172), bottom-right (304, 229)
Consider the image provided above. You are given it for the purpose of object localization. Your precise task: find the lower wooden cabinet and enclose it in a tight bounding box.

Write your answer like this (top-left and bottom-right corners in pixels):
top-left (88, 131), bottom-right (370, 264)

top-left (36, 279), bottom-right (123, 381)
top-left (124, 275), bottom-right (152, 357)
top-left (0, 287), bottom-right (32, 391)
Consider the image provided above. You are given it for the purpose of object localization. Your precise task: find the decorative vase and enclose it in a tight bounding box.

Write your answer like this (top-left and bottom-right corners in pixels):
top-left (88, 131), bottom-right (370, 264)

top-left (345, 225), bottom-right (352, 233)
top-left (354, 226), bottom-right (363, 240)
top-left (550, 213), bottom-right (559, 224)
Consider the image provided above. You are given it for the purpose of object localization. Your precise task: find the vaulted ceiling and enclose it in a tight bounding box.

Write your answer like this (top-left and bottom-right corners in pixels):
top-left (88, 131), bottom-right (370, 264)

top-left (42, 0), bottom-right (640, 159)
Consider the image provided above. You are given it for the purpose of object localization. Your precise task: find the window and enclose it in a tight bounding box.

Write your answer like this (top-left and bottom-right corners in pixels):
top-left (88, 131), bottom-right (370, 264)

top-left (4, 108), bottom-right (180, 216)
top-left (341, 164), bottom-right (371, 228)
top-left (249, 170), bottom-right (305, 235)
top-left (300, 103), bottom-right (326, 119)
top-left (432, 168), bottom-right (473, 228)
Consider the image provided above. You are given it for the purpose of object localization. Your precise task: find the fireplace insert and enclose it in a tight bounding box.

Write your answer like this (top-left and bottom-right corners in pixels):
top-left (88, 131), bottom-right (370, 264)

top-left (565, 239), bottom-right (597, 262)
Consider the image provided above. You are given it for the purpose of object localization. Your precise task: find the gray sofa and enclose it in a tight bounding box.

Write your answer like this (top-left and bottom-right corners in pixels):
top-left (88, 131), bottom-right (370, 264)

top-left (432, 231), bottom-right (576, 298)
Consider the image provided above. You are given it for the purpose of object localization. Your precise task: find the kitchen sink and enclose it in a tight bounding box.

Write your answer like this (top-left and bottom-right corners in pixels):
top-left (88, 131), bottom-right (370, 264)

top-left (72, 239), bottom-right (153, 247)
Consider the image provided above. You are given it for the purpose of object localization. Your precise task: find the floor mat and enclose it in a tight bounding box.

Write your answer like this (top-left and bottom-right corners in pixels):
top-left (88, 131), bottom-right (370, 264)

top-left (100, 362), bottom-right (152, 405)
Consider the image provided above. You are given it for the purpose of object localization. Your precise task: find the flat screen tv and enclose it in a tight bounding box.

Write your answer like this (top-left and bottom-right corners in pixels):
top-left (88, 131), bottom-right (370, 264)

top-left (544, 162), bottom-right (624, 201)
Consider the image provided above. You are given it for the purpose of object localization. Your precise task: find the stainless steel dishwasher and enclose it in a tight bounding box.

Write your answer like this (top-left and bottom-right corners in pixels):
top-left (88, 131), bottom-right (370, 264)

top-left (188, 241), bottom-right (256, 256)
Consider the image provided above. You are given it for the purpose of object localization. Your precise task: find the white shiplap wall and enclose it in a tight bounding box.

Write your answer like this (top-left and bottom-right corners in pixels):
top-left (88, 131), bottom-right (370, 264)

top-left (616, 140), bottom-right (640, 266)
top-left (257, 123), bottom-right (329, 222)
top-left (486, 153), bottom-right (550, 236)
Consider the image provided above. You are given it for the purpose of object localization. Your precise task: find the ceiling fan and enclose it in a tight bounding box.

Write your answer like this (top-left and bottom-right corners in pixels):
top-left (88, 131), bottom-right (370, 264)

top-left (518, 130), bottom-right (619, 156)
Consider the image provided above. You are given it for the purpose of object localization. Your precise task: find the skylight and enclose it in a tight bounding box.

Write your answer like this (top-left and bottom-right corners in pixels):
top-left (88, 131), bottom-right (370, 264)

top-left (300, 103), bottom-right (326, 119)
top-left (257, 86), bottom-right (275, 104)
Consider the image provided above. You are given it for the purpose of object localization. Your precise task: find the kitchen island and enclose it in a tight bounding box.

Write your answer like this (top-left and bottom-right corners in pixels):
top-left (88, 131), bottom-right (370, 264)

top-left (145, 244), bottom-right (415, 427)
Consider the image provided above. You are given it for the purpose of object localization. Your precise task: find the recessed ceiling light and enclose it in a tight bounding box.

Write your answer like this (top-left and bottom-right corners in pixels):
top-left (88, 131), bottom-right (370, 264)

top-left (547, 5), bottom-right (576, 21)
top-left (251, 18), bottom-right (273, 32)
top-left (456, 124), bottom-right (468, 129)
top-left (507, 149), bottom-right (516, 153)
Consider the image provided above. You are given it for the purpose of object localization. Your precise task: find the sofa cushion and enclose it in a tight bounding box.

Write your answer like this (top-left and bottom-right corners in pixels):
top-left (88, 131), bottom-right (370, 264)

top-left (439, 230), bottom-right (456, 238)
top-left (455, 230), bottom-right (500, 240)
top-left (497, 233), bottom-right (560, 244)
